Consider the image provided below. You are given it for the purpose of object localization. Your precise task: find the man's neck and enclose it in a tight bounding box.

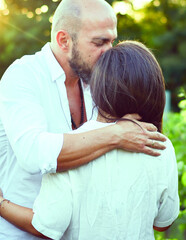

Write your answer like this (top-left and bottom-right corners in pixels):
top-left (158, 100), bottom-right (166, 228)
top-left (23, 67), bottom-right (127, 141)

top-left (65, 76), bottom-right (79, 88)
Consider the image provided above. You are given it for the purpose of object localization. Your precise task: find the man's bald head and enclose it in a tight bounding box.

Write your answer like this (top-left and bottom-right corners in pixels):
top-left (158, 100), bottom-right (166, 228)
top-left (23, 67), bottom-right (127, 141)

top-left (51, 0), bottom-right (116, 43)
top-left (51, 0), bottom-right (81, 42)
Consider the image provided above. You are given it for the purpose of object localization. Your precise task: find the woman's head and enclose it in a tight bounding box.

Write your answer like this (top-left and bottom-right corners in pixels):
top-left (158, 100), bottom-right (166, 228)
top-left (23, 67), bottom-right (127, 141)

top-left (90, 40), bottom-right (165, 132)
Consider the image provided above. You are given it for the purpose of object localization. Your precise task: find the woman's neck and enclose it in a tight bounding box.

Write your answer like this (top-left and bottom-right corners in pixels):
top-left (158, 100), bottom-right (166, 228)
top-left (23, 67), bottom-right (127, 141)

top-left (96, 113), bottom-right (115, 123)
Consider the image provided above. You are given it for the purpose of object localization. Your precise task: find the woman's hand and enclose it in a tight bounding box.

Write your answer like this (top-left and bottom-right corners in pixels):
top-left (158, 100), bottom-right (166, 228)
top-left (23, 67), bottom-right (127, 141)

top-left (0, 188), bottom-right (4, 202)
top-left (0, 188), bottom-right (3, 197)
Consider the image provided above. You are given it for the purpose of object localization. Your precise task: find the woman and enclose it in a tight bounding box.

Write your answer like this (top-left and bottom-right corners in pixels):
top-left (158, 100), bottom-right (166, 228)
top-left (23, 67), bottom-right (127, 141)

top-left (0, 41), bottom-right (179, 240)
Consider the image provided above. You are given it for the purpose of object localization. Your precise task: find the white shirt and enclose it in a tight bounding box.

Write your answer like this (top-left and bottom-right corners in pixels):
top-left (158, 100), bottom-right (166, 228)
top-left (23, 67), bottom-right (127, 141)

top-left (32, 120), bottom-right (179, 240)
top-left (0, 43), bottom-right (95, 240)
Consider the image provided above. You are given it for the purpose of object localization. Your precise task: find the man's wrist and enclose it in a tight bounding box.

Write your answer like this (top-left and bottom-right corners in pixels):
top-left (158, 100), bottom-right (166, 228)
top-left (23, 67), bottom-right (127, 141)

top-left (107, 124), bottom-right (121, 149)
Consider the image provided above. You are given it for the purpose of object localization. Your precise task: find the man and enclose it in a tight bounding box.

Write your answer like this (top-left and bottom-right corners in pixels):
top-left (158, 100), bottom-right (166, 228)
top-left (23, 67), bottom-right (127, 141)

top-left (0, 0), bottom-right (166, 239)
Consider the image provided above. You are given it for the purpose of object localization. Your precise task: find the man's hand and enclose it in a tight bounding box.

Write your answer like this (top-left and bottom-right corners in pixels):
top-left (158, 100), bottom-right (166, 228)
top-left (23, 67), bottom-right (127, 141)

top-left (115, 114), bottom-right (166, 156)
top-left (57, 115), bottom-right (166, 171)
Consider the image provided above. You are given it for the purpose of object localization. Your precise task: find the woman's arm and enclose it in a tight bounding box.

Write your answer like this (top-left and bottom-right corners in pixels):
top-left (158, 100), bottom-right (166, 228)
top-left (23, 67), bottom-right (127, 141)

top-left (153, 225), bottom-right (171, 232)
top-left (0, 194), bottom-right (49, 239)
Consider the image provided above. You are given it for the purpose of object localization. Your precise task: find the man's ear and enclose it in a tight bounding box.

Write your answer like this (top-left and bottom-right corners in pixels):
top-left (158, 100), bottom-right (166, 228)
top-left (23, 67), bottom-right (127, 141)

top-left (56, 30), bottom-right (70, 50)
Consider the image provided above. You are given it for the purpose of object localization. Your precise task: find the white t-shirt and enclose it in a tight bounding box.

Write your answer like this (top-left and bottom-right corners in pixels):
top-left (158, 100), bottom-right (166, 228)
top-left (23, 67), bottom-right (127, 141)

top-left (32, 120), bottom-right (179, 240)
top-left (0, 43), bottom-right (95, 240)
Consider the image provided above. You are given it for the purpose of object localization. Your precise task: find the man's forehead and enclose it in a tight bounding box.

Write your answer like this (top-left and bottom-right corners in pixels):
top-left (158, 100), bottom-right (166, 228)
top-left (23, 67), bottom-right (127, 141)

top-left (81, 5), bottom-right (117, 30)
top-left (79, 12), bottom-right (117, 40)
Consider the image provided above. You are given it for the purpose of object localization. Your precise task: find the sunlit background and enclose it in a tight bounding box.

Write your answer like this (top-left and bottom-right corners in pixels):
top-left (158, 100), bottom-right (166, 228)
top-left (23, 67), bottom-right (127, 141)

top-left (0, 1), bottom-right (186, 239)
top-left (0, 0), bottom-right (8, 13)
top-left (0, 0), bottom-right (185, 110)
top-left (0, 0), bottom-right (6, 10)
top-left (0, 0), bottom-right (153, 17)
top-left (113, 0), bottom-right (152, 13)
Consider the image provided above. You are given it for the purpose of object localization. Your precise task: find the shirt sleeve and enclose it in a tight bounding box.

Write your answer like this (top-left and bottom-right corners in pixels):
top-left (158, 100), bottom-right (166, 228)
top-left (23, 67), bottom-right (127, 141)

top-left (32, 173), bottom-right (72, 240)
top-left (0, 63), bottom-right (63, 174)
top-left (154, 139), bottom-right (180, 228)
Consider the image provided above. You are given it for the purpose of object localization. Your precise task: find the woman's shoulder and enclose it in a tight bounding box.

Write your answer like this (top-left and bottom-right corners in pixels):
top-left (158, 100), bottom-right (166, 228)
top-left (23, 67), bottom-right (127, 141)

top-left (72, 120), bottom-right (115, 133)
top-left (164, 136), bottom-right (174, 149)
top-left (160, 136), bottom-right (176, 161)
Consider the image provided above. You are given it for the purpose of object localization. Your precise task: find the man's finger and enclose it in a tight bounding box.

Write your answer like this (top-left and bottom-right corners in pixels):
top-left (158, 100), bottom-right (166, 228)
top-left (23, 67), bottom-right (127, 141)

top-left (140, 122), bottom-right (157, 132)
top-left (141, 146), bottom-right (161, 157)
top-left (148, 132), bottom-right (167, 142)
top-left (146, 139), bottom-right (166, 150)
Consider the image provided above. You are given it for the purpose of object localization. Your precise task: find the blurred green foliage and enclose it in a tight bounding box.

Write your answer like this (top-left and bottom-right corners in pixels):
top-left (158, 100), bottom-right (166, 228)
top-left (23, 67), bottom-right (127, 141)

top-left (156, 89), bottom-right (186, 240)
top-left (0, 0), bottom-right (57, 75)
top-left (116, 0), bottom-right (186, 111)
top-left (0, 0), bottom-right (186, 239)
top-left (0, 0), bottom-right (185, 109)
top-left (0, 0), bottom-right (185, 110)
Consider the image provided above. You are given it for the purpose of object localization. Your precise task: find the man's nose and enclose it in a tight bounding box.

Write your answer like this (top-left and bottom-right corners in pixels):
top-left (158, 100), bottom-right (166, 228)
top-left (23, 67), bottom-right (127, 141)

top-left (101, 42), bottom-right (113, 55)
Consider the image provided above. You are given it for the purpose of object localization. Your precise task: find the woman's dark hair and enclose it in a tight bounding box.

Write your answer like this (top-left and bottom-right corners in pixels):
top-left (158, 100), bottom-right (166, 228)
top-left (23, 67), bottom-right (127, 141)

top-left (90, 40), bottom-right (165, 132)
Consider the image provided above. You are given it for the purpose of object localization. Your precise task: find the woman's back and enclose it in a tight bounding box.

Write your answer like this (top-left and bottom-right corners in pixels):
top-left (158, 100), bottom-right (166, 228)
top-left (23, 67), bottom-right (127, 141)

top-left (32, 120), bottom-right (179, 240)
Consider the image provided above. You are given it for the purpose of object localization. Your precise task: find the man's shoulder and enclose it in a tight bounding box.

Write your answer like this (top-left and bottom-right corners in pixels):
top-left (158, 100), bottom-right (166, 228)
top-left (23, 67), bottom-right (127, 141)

top-left (11, 48), bottom-right (46, 73)
top-left (2, 44), bottom-right (50, 80)
top-left (1, 50), bottom-right (50, 90)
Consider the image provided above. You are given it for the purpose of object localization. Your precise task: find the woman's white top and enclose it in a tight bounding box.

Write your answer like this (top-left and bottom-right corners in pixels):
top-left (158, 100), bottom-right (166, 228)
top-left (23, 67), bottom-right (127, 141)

top-left (32, 120), bottom-right (179, 240)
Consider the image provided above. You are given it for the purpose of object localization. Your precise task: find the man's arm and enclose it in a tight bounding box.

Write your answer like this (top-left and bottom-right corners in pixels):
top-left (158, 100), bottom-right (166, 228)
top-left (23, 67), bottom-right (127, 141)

top-left (57, 119), bottom-right (166, 171)
top-left (0, 64), bottom-right (165, 174)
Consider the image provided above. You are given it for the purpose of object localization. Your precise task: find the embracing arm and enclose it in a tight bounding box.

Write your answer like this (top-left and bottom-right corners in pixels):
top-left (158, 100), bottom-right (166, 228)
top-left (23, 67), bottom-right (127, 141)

top-left (0, 192), bottom-right (49, 239)
top-left (57, 118), bottom-right (166, 171)
top-left (153, 138), bottom-right (179, 233)
top-left (0, 65), bottom-right (166, 174)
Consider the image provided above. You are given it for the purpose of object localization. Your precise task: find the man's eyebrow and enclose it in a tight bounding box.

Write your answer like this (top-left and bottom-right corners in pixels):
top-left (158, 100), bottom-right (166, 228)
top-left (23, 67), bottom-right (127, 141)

top-left (92, 37), bottom-right (108, 41)
top-left (92, 37), bottom-right (116, 42)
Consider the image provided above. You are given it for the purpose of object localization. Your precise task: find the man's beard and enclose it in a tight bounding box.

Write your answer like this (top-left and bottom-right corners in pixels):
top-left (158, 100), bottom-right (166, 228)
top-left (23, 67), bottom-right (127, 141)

top-left (69, 44), bottom-right (92, 84)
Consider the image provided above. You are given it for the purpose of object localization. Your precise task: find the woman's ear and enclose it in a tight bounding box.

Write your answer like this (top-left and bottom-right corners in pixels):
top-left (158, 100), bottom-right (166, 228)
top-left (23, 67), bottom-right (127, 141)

top-left (56, 30), bottom-right (70, 50)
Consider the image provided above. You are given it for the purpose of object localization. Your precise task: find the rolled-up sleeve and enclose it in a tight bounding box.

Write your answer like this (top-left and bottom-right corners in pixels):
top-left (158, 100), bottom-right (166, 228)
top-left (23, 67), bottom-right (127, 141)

top-left (0, 63), bottom-right (63, 174)
top-left (32, 173), bottom-right (72, 240)
top-left (154, 139), bottom-right (180, 227)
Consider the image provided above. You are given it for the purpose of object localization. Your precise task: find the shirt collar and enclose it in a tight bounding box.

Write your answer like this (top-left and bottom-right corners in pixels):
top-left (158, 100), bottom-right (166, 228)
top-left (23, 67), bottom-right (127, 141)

top-left (41, 43), bottom-right (66, 82)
